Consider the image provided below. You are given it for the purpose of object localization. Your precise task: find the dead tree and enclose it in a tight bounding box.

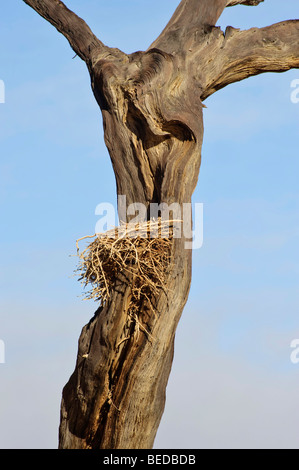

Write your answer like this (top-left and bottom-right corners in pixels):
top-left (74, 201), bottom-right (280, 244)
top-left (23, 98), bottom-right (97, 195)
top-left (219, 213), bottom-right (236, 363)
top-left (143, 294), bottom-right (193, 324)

top-left (22, 0), bottom-right (299, 449)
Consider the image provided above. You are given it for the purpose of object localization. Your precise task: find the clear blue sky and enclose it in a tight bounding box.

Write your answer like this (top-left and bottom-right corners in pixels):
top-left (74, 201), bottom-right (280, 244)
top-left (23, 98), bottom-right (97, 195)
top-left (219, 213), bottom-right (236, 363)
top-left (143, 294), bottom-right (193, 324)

top-left (0, 0), bottom-right (299, 449)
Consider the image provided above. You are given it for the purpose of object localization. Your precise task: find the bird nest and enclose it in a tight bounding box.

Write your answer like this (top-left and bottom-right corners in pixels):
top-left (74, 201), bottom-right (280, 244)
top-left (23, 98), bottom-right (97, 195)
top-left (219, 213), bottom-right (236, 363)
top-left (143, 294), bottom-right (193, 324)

top-left (75, 219), bottom-right (179, 312)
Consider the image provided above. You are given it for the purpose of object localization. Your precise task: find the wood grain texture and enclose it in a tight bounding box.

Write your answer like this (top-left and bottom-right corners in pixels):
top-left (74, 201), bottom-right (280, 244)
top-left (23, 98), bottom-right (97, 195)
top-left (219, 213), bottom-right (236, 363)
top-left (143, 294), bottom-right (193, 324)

top-left (22, 0), bottom-right (299, 449)
top-left (227, 0), bottom-right (264, 6)
top-left (150, 0), bottom-right (263, 52)
top-left (59, 46), bottom-right (203, 449)
top-left (200, 20), bottom-right (299, 100)
top-left (23, 0), bottom-right (110, 67)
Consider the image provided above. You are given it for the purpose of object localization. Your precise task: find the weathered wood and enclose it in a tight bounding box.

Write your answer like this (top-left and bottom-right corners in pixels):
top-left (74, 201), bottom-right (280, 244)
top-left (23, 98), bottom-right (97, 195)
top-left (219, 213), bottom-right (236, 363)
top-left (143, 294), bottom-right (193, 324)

top-left (227, 0), bottom-right (264, 6)
top-left (59, 238), bottom-right (192, 448)
top-left (23, 0), bottom-right (109, 66)
top-left (200, 20), bottom-right (299, 100)
top-left (59, 46), bottom-right (203, 449)
top-left (150, 0), bottom-right (263, 52)
top-left (22, 0), bottom-right (299, 449)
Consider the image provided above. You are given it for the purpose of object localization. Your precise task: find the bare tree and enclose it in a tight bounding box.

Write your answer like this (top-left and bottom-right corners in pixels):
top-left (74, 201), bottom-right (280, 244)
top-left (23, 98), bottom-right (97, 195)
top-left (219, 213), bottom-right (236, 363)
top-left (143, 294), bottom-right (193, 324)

top-left (22, 0), bottom-right (299, 449)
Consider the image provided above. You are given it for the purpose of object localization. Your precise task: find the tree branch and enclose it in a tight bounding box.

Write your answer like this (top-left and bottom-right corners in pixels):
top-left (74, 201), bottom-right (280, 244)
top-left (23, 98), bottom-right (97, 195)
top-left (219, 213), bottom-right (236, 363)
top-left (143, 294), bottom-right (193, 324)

top-left (150, 0), bottom-right (263, 52)
top-left (200, 20), bottom-right (299, 100)
top-left (23, 0), bottom-right (110, 65)
top-left (227, 0), bottom-right (264, 6)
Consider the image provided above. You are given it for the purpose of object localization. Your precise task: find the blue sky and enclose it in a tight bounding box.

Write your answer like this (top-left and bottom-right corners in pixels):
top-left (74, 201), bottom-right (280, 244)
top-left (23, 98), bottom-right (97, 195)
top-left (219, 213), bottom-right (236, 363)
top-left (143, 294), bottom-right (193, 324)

top-left (0, 0), bottom-right (299, 449)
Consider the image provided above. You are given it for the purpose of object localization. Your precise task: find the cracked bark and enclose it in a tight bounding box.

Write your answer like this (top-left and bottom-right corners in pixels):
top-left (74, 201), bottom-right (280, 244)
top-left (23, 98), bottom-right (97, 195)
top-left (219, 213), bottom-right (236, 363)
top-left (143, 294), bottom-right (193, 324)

top-left (22, 0), bottom-right (299, 449)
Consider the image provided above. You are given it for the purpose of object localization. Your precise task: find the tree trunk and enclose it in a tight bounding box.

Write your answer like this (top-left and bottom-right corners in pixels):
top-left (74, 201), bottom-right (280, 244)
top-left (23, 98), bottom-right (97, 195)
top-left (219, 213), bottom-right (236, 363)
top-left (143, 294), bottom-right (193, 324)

top-left (59, 49), bottom-right (204, 449)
